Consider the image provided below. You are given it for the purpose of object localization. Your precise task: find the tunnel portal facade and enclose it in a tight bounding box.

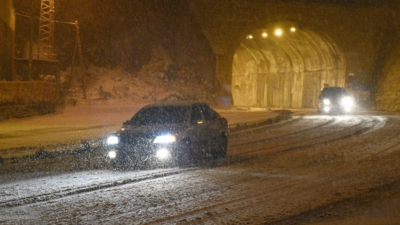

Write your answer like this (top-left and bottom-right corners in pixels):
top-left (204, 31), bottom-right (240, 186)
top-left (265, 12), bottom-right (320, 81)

top-left (188, 0), bottom-right (398, 110)
top-left (232, 25), bottom-right (345, 109)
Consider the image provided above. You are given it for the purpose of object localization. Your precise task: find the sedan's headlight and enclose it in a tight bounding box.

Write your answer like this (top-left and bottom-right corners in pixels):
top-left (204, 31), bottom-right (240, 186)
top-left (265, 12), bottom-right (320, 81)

top-left (153, 135), bottom-right (176, 143)
top-left (107, 135), bottom-right (119, 145)
top-left (108, 150), bottom-right (117, 159)
top-left (341, 96), bottom-right (354, 107)
top-left (323, 99), bottom-right (331, 105)
top-left (156, 148), bottom-right (171, 160)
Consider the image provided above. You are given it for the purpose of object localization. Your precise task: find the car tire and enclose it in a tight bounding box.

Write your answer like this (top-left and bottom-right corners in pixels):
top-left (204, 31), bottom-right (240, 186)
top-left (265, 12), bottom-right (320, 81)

top-left (179, 139), bottom-right (207, 165)
top-left (110, 157), bottom-right (140, 171)
top-left (213, 135), bottom-right (228, 159)
top-left (178, 139), bottom-right (194, 165)
top-left (110, 160), bottom-right (124, 170)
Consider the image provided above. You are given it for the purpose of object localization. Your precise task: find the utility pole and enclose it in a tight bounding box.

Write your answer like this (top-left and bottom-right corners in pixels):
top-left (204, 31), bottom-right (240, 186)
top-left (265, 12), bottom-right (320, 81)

top-left (74, 21), bottom-right (86, 99)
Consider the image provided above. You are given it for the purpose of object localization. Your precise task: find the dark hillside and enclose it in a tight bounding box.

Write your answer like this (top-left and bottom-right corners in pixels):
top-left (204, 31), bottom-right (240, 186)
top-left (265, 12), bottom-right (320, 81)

top-left (13, 0), bottom-right (219, 105)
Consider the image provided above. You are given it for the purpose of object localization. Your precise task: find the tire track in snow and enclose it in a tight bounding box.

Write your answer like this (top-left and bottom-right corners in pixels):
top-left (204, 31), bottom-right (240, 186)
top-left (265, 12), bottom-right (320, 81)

top-left (0, 168), bottom-right (198, 208)
top-left (229, 116), bottom-right (382, 157)
top-left (0, 115), bottom-right (385, 213)
top-left (229, 115), bottom-right (335, 145)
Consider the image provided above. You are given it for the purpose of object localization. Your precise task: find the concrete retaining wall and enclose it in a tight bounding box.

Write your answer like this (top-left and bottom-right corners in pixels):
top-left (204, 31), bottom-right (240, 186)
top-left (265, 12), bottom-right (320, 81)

top-left (0, 81), bottom-right (57, 119)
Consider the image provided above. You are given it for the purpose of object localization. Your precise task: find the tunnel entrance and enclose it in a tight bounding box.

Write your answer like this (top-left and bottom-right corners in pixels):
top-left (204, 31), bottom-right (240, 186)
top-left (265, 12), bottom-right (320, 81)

top-left (232, 24), bottom-right (346, 109)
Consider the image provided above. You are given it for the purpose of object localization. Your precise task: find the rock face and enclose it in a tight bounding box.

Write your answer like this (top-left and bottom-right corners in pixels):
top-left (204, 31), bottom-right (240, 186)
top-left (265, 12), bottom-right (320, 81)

top-left (375, 44), bottom-right (400, 111)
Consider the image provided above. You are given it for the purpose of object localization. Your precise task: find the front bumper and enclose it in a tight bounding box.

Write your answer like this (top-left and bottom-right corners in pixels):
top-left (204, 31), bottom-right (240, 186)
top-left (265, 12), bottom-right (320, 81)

top-left (106, 142), bottom-right (180, 165)
top-left (318, 103), bottom-right (352, 114)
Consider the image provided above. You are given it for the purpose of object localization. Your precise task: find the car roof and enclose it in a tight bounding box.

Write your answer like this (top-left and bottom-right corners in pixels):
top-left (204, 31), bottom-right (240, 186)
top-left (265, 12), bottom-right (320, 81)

top-left (143, 101), bottom-right (210, 108)
top-left (320, 87), bottom-right (347, 95)
top-left (322, 87), bottom-right (345, 90)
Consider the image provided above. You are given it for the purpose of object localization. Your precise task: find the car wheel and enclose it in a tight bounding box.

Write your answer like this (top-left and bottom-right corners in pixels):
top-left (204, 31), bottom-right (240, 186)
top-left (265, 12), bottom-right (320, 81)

top-left (178, 139), bottom-right (194, 165)
top-left (110, 160), bottom-right (125, 170)
top-left (213, 135), bottom-right (228, 159)
top-left (179, 139), bottom-right (206, 165)
top-left (110, 157), bottom-right (141, 170)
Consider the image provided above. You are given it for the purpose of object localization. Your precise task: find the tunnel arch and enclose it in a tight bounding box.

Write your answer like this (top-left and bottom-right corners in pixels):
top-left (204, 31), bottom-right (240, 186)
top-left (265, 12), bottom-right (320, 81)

top-left (231, 23), bottom-right (346, 109)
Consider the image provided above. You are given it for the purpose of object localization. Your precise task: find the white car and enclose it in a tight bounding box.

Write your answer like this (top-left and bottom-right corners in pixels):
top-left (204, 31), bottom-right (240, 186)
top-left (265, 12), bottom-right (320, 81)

top-left (317, 87), bottom-right (354, 114)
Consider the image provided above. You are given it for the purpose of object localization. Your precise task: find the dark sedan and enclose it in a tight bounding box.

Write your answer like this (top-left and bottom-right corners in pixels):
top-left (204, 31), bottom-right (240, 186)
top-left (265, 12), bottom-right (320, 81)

top-left (105, 101), bottom-right (229, 169)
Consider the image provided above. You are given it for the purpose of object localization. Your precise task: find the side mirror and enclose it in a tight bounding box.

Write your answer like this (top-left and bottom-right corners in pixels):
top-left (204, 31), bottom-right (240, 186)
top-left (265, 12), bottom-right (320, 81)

top-left (191, 120), bottom-right (203, 126)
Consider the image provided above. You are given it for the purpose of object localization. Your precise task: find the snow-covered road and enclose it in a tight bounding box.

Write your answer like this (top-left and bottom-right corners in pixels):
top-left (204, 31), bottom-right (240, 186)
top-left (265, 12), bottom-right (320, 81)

top-left (1, 114), bottom-right (400, 224)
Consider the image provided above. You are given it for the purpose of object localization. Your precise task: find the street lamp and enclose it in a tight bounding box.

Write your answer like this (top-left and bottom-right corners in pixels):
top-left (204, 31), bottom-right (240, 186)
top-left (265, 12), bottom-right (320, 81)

top-left (274, 28), bottom-right (283, 36)
top-left (262, 32), bottom-right (268, 38)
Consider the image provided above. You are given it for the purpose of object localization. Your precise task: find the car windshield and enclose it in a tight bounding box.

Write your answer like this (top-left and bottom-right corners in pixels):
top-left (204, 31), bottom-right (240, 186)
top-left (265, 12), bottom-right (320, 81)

top-left (130, 105), bottom-right (190, 125)
top-left (320, 88), bottom-right (347, 98)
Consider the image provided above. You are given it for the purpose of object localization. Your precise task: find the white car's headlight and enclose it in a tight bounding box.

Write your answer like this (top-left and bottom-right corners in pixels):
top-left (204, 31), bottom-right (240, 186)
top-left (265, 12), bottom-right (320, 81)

top-left (323, 99), bottom-right (331, 105)
top-left (341, 96), bottom-right (354, 107)
top-left (153, 135), bottom-right (176, 143)
top-left (156, 148), bottom-right (171, 160)
top-left (107, 135), bottom-right (119, 145)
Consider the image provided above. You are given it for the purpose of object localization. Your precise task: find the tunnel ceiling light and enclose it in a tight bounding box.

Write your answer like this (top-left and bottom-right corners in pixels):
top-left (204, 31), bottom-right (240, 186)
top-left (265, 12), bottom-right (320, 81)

top-left (274, 28), bottom-right (283, 36)
top-left (262, 32), bottom-right (268, 38)
top-left (290, 27), bottom-right (296, 32)
top-left (246, 34), bottom-right (254, 39)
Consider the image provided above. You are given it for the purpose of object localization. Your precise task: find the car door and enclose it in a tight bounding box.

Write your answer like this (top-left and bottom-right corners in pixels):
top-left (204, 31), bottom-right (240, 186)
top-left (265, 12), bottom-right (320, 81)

top-left (188, 105), bottom-right (208, 154)
top-left (198, 104), bottom-right (221, 148)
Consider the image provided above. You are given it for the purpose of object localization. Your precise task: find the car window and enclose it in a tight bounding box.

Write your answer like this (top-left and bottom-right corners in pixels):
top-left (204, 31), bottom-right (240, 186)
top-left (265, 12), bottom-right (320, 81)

top-left (199, 104), bottom-right (218, 121)
top-left (190, 106), bottom-right (203, 125)
top-left (320, 88), bottom-right (347, 98)
top-left (130, 106), bottom-right (190, 125)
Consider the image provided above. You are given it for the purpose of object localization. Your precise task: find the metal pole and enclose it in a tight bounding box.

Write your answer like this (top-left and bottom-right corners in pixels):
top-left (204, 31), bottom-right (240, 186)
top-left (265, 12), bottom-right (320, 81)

top-left (28, 0), bottom-right (34, 81)
top-left (75, 21), bottom-right (86, 99)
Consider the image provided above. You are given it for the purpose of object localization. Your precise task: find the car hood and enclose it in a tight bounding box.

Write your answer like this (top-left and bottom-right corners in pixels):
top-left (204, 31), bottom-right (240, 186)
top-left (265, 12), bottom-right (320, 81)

top-left (117, 123), bottom-right (187, 143)
top-left (320, 95), bottom-right (347, 102)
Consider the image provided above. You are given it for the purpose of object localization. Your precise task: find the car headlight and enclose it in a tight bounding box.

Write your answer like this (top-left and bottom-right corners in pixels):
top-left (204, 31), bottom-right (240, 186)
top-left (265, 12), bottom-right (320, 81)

top-left (107, 135), bottom-right (119, 145)
top-left (341, 96), bottom-right (353, 107)
top-left (323, 99), bottom-right (331, 105)
top-left (156, 148), bottom-right (171, 160)
top-left (108, 150), bottom-right (117, 159)
top-left (323, 106), bottom-right (331, 112)
top-left (153, 135), bottom-right (176, 143)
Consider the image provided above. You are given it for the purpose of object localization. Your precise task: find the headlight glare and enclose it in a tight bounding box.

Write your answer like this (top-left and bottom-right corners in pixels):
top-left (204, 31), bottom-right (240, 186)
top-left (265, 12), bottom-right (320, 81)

top-left (107, 135), bottom-right (119, 145)
top-left (156, 148), bottom-right (171, 160)
top-left (153, 135), bottom-right (176, 143)
top-left (323, 99), bottom-right (331, 105)
top-left (341, 96), bottom-right (353, 107)
top-left (108, 151), bottom-right (117, 159)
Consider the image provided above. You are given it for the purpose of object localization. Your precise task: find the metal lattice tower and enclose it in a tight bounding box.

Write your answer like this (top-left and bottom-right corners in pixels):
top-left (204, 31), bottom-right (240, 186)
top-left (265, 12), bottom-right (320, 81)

top-left (37, 0), bottom-right (55, 60)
